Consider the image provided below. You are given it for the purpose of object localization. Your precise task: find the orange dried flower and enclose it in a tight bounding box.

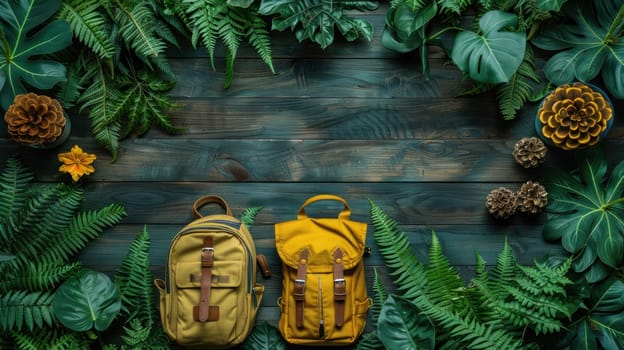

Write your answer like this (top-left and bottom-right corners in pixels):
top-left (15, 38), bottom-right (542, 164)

top-left (58, 145), bottom-right (96, 182)
top-left (537, 82), bottom-right (613, 150)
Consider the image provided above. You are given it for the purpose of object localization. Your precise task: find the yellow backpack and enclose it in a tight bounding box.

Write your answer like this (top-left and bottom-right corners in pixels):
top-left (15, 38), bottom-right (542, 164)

top-left (154, 195), bottom-right (270, 349)
top-left (275, 194), bottom-right (371, 346)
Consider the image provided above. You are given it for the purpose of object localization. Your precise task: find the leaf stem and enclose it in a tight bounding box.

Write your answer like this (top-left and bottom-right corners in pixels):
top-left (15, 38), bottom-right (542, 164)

top-left (604, 4), bottom-right (624, 44)
top-left (426, 26), bottom-right (464, 42)
top-left (602, 197), bottom-right (624, 210)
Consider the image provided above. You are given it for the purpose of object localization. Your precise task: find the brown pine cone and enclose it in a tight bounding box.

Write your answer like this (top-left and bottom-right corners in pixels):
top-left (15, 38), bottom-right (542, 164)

top-left (4, 93), bottom-right (66, 145)
top-left (516, 181), bottom-right (548, 214)
top-left (486, 187), bottom-right (517, 219)
top-left (513, 137), bottom-right (547, 168)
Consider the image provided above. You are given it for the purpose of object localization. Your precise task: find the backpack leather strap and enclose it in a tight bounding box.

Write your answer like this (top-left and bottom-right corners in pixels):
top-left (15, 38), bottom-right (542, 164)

top-left (294, 248), bottom-right (309, 328)
top-left (194, 237), bottom-right (219, 322)
top-left (333, 248), bottom-right (346, 327)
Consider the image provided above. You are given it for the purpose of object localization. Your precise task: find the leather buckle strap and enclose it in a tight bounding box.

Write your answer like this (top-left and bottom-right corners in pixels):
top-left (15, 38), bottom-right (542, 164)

top-left (194, 237), bottom-right (219, 322)
top-left (294, 248), bottom-right (309, 328)
top-left (333, 248), bottom-right (346, 327)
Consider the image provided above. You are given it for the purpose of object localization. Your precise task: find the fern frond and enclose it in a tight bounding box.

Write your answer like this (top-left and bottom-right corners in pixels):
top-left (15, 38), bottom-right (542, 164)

top-left (57, 0), bottom-right (116, 59)
top-left (369, 200), bottom-right (426, 299)
top-left (488, 237), bottom-right (518, 297)
top-left (240, 206), bottom-right (263, 229)
top-left (391, 0), bottom-right (430, 11)
top-left (0, 158), bottom-right (33, 220)
top-left (496, 46), bottom-right (540, 120)
top-left (0, 290), bottom-right (55, 332)
top-left (12, 329), bottom-right (87, 350)
top-left (0, 261), bottom-right (82, 292)
top-left (246, 13), bottom-right (275, 74)
top-left (369, 268), bottom-right (388, 325)
top-left (437, 0), bottom-right (473, 15)
top-left (121, 318), bottom-right (151, 349)
top-left (113, 1), bottom-right (168, 59)
top-left (37, 203), bottom-right (127, 265)
top-left (115, 226), bottom-right (154, 324)
top-left (425, 232), bottom-right (467, 310)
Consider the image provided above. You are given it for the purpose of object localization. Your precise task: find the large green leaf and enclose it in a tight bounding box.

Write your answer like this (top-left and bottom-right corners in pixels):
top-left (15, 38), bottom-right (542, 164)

top-left (557, 279), bottom-right (624, 350)
top-left (532, 0), bottom-right (624, 99)
top-left (258, 0), bottom-right (377, 49)
top-left (451, 10), bottom-right (526, 84)
top-left (0, 0), bottom-right (72, 110)
top-left (381, 2), bottom-right (437, 53)
top-left (377, 295), bottom-right (435, 350)
top-left (53, 269), bottom-right (121, 332)
top-left (242, 322), bottom-right (286, 350)
top-left (542, 148), bottom-right (624, 281)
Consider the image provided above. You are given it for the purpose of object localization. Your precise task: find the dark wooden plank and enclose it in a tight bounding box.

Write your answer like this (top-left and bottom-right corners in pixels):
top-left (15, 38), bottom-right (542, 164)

top-left (71, 182), bottom-right (546, 226)
top-left (168, 57), bottom-right (469, 98)
top-left (3, 138), bottom-right (603, 182)
top-left (150, 96), bottom-right (509, 139)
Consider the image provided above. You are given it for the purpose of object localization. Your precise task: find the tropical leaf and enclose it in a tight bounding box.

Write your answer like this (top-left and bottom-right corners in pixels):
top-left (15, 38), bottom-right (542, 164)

top-left (242, 322), bottom-right (286, 350)
top-left (451, 10), bottom-right (526, 84)
top-left (53, 269), bottom-right (121, 332)
top-left (555, 279), bottom-right (624, 350)
top-left (259, 0), bottom-right (377, 49)
top-left (241, 206), bottom-right (263, 229)
top-left (495, 46), bottom-right (540, 120)
top-left (0, 290), bottom-right (55, 332)
top-left (0, 0), bottom-right (73, 110)
top-left (377, 295), bottom-right (435, 350)
top-left (381, 1), bottom-right (437, 54)
top-left (542, 148), bottom-right (624, 282)
top-left (532, 0), bottom-right (624, 99)
top-left (0, 158), bottom-right (33, 220)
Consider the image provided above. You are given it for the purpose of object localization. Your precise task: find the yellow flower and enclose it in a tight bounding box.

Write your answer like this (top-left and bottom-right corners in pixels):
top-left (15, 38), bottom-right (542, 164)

top-left (58, 145), bottom-right (96, 182)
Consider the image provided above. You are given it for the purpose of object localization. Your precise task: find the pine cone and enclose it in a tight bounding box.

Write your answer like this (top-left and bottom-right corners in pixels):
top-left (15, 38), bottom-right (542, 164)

top-left (516, 181), bottom-right (548, 214)
top-left (513, 137), bottom-right (547, 168)
top-left (4, 93), bottom-right (66, 145)
top-left (485, 187), bottom-right (517, 219)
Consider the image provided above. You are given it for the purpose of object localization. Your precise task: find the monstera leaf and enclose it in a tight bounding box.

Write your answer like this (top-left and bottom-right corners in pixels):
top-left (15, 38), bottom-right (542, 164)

top-left (556, 279), bottom-right (624, 350)
top-left (451, 10), bottom-right (526, 84)
top-left (0, 0), bottom-right (72, 110)
top-left (377, 295), bottom-right (435, 350)
top-left (381, 2), bottom-right (437, 53)
top-left (259, 0), bottom-right (377, 49)
top-left (542, 148), bottom-right (624, 283)
top-left (532, 0), bottom-right (624, 99)
top-left (53, 269), bottom-right (121, 332)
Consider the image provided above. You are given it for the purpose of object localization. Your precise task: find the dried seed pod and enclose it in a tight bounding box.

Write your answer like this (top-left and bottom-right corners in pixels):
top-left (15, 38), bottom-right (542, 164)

top-left (486, 187), bottom-right (517, 219)
top-left (513, 137), bottom-right (547, 168)
top-left (4, 92), bottom-right (66, 145)
top-left (516, 181), bottom-right (548, 214)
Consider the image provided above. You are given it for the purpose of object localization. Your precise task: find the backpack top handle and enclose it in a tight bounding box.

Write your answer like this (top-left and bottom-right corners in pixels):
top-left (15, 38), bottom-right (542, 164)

top-left (297, 194), bottom-right (351, 220)
top-left (192, 195), bottom-right (232, 218)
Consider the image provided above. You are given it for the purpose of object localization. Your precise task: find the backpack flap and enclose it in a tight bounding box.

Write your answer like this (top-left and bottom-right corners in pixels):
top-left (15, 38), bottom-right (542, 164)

top-left (275, 194), bottom-right (367, 271)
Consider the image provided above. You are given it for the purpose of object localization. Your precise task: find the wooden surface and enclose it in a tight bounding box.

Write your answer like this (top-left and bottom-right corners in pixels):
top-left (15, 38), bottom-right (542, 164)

top-left (1, 4), bottom-right (623, 326)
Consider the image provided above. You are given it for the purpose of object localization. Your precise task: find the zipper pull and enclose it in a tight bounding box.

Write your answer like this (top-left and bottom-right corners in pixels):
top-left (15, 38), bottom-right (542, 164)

top-left (318, 276), bottom-right (325, 339)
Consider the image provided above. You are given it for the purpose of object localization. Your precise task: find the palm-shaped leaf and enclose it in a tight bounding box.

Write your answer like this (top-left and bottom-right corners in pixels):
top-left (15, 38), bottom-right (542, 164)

top-left (377, 295), bottom-right (435, 350)
top-left (532, 0), bottom-right (624, 98)
top-left (0, 0), bottom-right (73, 110)
top-left (542, 148), bottom-right (624, 282)
top-left (451, 10), bottom-right (526, 84)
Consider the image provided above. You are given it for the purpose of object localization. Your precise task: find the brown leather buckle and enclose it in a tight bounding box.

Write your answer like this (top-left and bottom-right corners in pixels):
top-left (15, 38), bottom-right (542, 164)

top-left (334, 278), bottom-right (346, 301)
top-left (294, 279), bottom-right (306, 301)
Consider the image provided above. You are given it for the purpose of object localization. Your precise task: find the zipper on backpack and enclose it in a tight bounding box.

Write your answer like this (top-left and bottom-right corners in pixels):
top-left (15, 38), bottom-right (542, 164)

top-left (318, 276), bottom-right (325, 339)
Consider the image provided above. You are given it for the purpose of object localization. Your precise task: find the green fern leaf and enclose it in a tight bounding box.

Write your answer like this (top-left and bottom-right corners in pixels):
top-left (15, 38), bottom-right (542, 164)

top-left (369, 268), bottom-right (389, 325)
top-left (57, 0), bottom-right (116, 59)
top-left (0, 290), bottom-right (55, 332)
top-left (369, 200), bottom-right (426, 299)
top-left (12, 328), bottom-right (88, 350)
top-left (0, 261), bottom-right (82, 292)
top-left (425, 232), bottom-right (467, 310)
top-left (241, 206), bottom-right (263, 229)
top-left (0, 158), bottom-right (33, 220)
top-left (115, 226), bottom-right (154, 323)
top-left (113, 1), bottom-right (168, 59)
top-left (246, 13), bottom-right (275, 74)
top-left (437, 0), bottom-right (472, 15)
top-left (496, 46), bottom-right (540, 120)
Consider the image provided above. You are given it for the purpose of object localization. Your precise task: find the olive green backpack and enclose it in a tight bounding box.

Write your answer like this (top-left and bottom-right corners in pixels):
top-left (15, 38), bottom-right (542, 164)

top-left (154, 195), bottom-right (270, 349)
